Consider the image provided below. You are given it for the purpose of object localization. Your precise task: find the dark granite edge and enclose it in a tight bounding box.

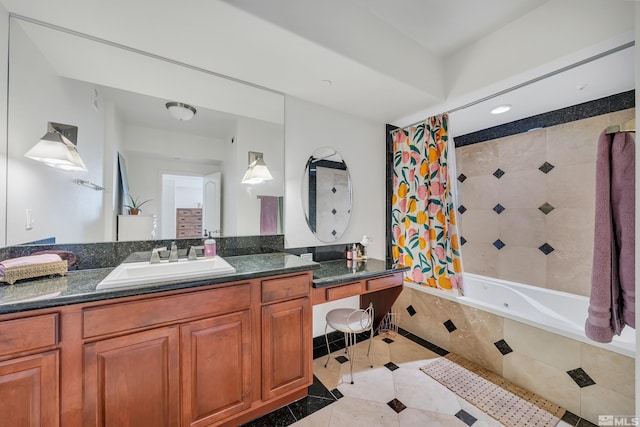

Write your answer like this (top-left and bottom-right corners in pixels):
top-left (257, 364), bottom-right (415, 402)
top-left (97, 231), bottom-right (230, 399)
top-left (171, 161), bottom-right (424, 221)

top-left (0, 253), bottom-right (319, 315)
top-left (312, 263), bottom-right (409, 288)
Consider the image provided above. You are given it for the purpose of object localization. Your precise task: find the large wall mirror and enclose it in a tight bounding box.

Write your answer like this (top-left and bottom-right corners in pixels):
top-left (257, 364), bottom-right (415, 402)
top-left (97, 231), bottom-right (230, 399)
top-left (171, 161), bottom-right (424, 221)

top-left (302, 147), bottom-right (352, 242)
top-left (6, 17), bottom-right (285, 246)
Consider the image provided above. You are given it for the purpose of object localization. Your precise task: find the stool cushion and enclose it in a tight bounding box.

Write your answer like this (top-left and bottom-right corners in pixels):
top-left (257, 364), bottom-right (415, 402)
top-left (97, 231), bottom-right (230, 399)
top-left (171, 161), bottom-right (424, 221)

top-left (326, 308), bottom-right (372, 333)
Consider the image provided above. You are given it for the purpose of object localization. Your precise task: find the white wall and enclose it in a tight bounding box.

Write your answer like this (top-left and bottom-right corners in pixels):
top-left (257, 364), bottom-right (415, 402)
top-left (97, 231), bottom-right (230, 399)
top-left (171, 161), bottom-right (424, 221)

top-left (7, 23), bottom-right (106, 245)
top-left (0, 4), bottom-right (8, 246)
top-left (233, 118), bottom-right (284, 236)
top-left (284, 96), bottom-right (386, 337)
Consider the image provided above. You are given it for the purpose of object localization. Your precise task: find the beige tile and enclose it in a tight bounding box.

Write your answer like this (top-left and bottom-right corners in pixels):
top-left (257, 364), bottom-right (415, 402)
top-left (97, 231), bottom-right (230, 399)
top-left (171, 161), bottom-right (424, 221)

top-left (608, 108), bottom-right (635, 128)
top-left (459, 242), bottom-right (499, 278)
top-left (328, 397), bottom-right (400, 427)
top-left (581, 343), bottom-right (635, 399)
top-left (314, 351), bottom-right (345, 390)
top-left (499, 208), bottom-right (546, 247)
top-left (388, 336), bottom-right (440, 365)
top-left (458, 175), bottom-right (501, 210)
top-left (449, 305), bottom-right (504, 375)
top-left (337, 365), bottom-right (396, 403)
top-left (497, 131), bottom-right (546, 172)
top-left (455, 397), bottom-right (505, 427)
top-left (497, 169), bottom-right (546, 209)
top-left (545, 208), bottom-right (595, 252)
top-left (498, 246), bottom-right (547, 287)
top-left (546, 114), bottom-right (609, 166)
top-left (546, 249), bottom-right (593, 296)
top-left (393, 366), bottom-right (462, 414)
top-left (456, 141), bottom-right (499, 177)
top-left (545, 163), bottom-right (596, 209)
top-left (403, 290), bottom-right (454, 352)
top-left (503, 319), bottom-right (581, 370)
top-left (399, 408), bottom-right (467, 427)
top-left (458, 209), bottom-right (499, 244)
top-left (291, 403), bottom-right (333, 426)
top-left (502, 351), bottom-right (581, 415)
top-left (580, 384), bottom-right (635, 425)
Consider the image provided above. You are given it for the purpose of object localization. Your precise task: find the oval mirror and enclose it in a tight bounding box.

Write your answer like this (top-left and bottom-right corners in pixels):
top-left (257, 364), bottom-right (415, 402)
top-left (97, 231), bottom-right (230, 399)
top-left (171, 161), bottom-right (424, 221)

top-left (302, 147), bottom-right (352, 242)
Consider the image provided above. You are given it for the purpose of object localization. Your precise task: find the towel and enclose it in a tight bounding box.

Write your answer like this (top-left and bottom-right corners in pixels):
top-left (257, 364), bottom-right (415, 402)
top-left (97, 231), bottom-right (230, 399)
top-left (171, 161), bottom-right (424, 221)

top-left (0, 254), bottom-right (63, 277)
top-left (585, 130), bottom-right (635, 343)
top-left (260, 196), bottom-right (280, 235)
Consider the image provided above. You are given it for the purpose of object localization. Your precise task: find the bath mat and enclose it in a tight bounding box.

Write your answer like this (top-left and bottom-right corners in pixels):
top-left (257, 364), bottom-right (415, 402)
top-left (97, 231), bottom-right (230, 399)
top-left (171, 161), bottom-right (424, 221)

top-left (445, 353), bottom-right (565, 419)
top-left (421, 357), bottom-right (562, 427)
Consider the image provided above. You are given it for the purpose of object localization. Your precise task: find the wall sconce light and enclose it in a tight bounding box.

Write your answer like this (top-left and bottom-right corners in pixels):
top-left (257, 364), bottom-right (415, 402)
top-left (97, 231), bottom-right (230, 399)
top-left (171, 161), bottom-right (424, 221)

top-left (165, 101), bottom-right (197, 121)
top-left (24, 122), bottom-right (87, 172)
top-left (241, 151), bottom-right (273, 184)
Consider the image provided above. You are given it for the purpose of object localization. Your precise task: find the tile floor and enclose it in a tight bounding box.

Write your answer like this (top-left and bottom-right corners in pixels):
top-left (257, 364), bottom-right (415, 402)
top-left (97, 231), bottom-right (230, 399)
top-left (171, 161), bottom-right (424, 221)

top-left (243, 330), bottom-right (596, 427)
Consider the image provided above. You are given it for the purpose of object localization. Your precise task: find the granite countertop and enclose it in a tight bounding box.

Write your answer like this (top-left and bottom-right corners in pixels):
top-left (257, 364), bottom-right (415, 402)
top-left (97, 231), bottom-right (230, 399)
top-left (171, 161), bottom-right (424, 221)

top-left (0, 252), bottom-right (319, 315)
top-left (312, 258), bottom-right (408, 288)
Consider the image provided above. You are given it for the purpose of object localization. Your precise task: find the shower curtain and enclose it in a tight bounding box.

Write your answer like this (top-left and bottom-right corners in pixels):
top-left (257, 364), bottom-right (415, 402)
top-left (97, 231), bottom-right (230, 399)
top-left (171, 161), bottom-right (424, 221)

top-left (391, 114), bottom-right (464, 294)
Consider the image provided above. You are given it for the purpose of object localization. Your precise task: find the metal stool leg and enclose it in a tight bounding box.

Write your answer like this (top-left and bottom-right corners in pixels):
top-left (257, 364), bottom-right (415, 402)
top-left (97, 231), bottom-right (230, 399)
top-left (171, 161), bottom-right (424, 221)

top-left (324, 322), bottom-right (331, 368)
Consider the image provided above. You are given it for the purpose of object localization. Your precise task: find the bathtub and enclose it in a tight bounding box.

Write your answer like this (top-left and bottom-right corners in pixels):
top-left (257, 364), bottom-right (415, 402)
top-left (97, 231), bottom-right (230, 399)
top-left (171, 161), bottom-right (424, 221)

top-left (404, 272), bottom-right (635, 358)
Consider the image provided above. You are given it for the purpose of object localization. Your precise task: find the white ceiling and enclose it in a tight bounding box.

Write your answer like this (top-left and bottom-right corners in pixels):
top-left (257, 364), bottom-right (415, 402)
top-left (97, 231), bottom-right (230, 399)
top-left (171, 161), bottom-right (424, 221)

top-left (1, 0), bottom-right (636, 136)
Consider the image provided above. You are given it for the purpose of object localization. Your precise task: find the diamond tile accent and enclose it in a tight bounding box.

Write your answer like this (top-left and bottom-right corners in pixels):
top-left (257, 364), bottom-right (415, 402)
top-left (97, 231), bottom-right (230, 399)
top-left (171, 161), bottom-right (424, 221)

top-left (331, 187), bottom-right (337, 193)
top-left (406, 305), bottom-right (417, 317)
top-left (493, 203), bottom-right (505, 214)
top-left (331, 208), bottom-right (337, 215)
top-left (567, 368), bottom-right (596, 388)
top-left (387, 398), bottom-right (407, 414)
top-left (331, 229), bottom-right (337, 236)
top-left (538, 243), bottom-right (555, 255)
top-left (330, 388), bottom-right (344, 399)
top-left (538, 202), bottom-right (555, 215)
top-left (538, 162), bottom-right (555, 174)
top-left (457, 173), bottom-right (467, 183)
top-left (460, 236), bottom-right (467, 246)
top-left (384, 362), bottom-right (399, 372)
top-left (493, 239), bottom-right (505, 250)
top-left (382, 337), bottom-right (394, 344)
top-left (494, 339), bottom-right (513, 355)
top-left (458, 205), bottom-right (467, 214)
top-left (335, 355), bottom-right (348, 364)
top-left (455, 409), bottom-right (478, 426)
top-left (493, 168), bottom-right (505, 179)
top-left (443, 319), bottom-right (457, 333)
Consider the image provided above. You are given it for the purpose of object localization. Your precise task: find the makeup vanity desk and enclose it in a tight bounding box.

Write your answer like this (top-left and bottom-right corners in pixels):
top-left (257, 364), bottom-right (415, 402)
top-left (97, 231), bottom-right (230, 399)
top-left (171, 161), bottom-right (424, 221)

top-left (311, 259), bottom-right (409, 328)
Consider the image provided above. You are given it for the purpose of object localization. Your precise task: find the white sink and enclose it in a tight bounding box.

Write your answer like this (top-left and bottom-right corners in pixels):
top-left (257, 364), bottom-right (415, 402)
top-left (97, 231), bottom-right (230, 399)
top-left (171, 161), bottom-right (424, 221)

top-left (96, 256), bottom-right (236, 290)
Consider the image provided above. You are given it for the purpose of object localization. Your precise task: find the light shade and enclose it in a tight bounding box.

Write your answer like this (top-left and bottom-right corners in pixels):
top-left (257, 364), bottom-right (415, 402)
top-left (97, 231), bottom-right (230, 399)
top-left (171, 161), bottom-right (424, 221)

top-left (166, 102), bottom-right (197, 121)
top-left (24, 122), bottom-right (87, 172)
top-left (241, 152), bottom-right (273, 184)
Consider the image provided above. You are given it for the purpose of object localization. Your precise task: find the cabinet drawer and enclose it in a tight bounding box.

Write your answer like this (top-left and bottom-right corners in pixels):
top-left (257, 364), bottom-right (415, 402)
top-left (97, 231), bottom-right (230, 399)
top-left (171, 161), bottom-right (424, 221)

top-left (366, 273), bottom-right (403, 292)
top-left (0, 313), bottom-right (58, 357)
top-left (262, 274), bottom-right (309, 303)
top-left (177, 209), bottom-right (202, 218)
top-left (83, 284), bottom-right (251, 339)
top-left (325, 282), bottom-right (362, 301)
top-left (177, 222), bottom-right (202, 230)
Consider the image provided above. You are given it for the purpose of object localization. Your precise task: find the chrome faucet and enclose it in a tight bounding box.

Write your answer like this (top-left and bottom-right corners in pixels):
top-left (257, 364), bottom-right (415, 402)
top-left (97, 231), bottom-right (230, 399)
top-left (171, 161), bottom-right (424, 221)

top-left (150, 247), bottom-right (167, 264)
top-left (188, 245), bottom-right (205, 260)
top-left (169, 242), bottom-right (179, 262)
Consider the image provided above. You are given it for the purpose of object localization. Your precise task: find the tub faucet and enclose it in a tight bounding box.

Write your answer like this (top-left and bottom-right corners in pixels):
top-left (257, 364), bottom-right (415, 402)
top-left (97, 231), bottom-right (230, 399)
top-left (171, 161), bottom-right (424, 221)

top-left (169, 242), bottom-right (179, 262)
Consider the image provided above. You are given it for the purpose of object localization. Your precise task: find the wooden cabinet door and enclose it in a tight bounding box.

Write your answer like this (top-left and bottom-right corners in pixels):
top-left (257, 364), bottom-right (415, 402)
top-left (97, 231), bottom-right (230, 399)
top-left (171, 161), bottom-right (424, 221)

top-left (0, 350), bottom-right (59, 427)
top-left (181, 311), bottom-right (252, 427)
top-left (261, 297), bottom-right (311, 401)
top-left (83, 327), bottom-right (179, 427)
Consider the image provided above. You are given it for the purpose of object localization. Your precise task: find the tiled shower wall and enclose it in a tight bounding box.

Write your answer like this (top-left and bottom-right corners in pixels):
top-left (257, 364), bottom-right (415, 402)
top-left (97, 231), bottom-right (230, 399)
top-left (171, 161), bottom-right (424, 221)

top-left (455, 108), bottom-right (635, 296)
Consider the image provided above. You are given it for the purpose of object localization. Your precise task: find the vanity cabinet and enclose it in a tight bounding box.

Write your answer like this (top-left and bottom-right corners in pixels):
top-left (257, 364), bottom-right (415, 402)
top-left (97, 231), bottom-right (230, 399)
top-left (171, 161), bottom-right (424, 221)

top-left (83, 327), bottom-right (180, 427)
top-left (0, 313), bottom-right (60, 427)
top-left (0, 270), bottom-right (313, 427)
top-left (181, 310), bottom-right (252, 427)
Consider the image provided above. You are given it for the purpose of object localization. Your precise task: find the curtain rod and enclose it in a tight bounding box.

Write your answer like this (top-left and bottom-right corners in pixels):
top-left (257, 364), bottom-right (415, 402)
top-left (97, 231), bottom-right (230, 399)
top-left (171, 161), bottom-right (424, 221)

top-left (389, 40), bottom-right (635, 135)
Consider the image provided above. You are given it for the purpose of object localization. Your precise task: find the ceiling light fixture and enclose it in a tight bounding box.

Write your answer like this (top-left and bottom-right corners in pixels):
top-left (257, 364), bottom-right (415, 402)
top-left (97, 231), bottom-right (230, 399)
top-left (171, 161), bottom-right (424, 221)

top-left (25, 122), bottom-right (88, 172)
top-left (490, 104), bottom-right (511, 115)
top-left (165, 101), bottom-right (197, 121)
top-left (241, 151), bottom-right (273, 184)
